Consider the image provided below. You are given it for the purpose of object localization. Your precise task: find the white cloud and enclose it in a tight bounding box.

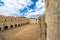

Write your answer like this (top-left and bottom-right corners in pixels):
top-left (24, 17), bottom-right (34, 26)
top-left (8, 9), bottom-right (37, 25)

top-left (0, 0), bottom-right (33, 16)
top-left (0, 0), bottom-right (45, 18)
top-left (25, 0), bottom-right (45, 18)
top-left (25, 8), bottom-right (45, 18)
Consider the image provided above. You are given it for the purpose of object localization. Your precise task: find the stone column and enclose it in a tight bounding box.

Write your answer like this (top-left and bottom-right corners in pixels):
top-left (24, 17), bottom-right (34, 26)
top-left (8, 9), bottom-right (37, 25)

top-left (40, 15), bottom-right (45, 40)
top-left (39, 15), bottom-right (46, 40)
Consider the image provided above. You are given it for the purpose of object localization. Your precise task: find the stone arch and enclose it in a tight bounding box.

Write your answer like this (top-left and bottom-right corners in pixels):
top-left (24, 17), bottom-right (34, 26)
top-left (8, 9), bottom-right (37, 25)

top-left (4, 26), bottom-right (8, 30)
top-left (5, 19), bottom-right (6, 21)
top-left (18, 24), bottom-right (20, 26)
top-left (15, 24), bottom-right (17, 27)
top-left (36, 19), bottom-right (37, 21)
top-left (11, 19), bottom-right (12, 21)
top-left (0, 27), bottom-right (1, 31)
top-left (10, 25), bottom-right (13, 28)
top-left (36, 23), bottom-right (37, 24)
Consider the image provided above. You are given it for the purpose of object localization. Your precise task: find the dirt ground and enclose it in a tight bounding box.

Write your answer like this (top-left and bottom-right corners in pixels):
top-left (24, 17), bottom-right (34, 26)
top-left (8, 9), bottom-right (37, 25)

top-left (0, 24), bottom-right (41, 40)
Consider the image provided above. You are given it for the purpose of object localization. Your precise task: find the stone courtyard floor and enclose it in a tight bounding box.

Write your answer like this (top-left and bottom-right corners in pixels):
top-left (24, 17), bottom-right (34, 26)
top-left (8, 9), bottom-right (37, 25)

top-left (0, 24), bottom-right (41, 40)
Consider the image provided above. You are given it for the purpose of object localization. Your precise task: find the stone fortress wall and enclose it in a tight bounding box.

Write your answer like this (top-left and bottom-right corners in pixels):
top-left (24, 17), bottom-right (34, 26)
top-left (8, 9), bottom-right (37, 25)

top-left (0, 15), bottom-right (29, 31)
top-left (46, 0), bottom-right (60, 40)
top-left (39, 0), bottom-right (60, 40)
top-left (29, 18), bottom-right (39, 24)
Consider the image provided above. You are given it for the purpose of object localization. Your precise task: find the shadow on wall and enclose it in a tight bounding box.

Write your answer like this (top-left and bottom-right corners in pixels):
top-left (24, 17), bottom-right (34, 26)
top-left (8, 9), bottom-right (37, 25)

top-left (0, 23), bottom-right (29, 31)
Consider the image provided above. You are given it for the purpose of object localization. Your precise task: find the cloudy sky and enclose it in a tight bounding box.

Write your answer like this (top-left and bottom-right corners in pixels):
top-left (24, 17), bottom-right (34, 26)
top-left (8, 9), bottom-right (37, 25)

top-left (0, 0), bottom-right (45, 18)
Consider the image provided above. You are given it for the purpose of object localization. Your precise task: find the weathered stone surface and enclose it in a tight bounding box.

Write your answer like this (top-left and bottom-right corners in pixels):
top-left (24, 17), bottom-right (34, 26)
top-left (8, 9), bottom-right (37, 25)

top-left (29, 18), bottom-right (39, 24)
top-left (45, 0), bottom-right (60, 40)
top-left (38, 15), bottom-right (47, 40)
top-left (0, 15), bottom-right (29, 31)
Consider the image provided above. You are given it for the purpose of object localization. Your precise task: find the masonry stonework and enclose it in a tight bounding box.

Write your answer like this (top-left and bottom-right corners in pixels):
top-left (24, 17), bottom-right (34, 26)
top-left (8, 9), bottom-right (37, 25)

top-left (0, 15), bottom-right (29, 31)
top-left (38, 14), bottom-right (47, 40)
top-left (29, 18), bottom-right (39, 24)
top-left (45, 0), bottom-right (60, 40)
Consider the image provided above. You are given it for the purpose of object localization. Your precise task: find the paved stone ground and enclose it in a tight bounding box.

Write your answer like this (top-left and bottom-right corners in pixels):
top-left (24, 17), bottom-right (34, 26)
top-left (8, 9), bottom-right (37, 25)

top-left (0, 24), bottom-right (41, 40)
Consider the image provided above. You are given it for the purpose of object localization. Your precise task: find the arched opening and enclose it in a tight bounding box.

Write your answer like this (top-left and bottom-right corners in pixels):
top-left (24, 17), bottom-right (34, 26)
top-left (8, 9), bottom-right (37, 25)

top-left (0, 27), bottom-right (1, 31)
top-left (5, 19), bottom-right (6, 21)
top-left (11, 19), bottom-right (12, 21)
top-left (18, 24), bottom-right (20, 26)
top-left (15, 24), bottom-right (17, 27)
top-left (10, 25), bottom-right (13, 28)
top-left (22, 23), bottom-right (23, 25)
top-left (36, 23), bottom-right (37, 24)
top-left (36, 19), bottom-right (37, 21)
top-left (4, 26), bottom-right (8, 30)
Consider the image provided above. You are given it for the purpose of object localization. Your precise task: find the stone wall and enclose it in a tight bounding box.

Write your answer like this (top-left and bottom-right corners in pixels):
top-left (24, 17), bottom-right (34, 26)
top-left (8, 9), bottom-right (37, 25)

top-left (29, 18), bottom-right (38, 24)
top-left (0, 15), bottom-right (29, 31)
top-left (45, 0), bottom-right (60, 40)
top-left (38, 14), bottom-right (47, 40)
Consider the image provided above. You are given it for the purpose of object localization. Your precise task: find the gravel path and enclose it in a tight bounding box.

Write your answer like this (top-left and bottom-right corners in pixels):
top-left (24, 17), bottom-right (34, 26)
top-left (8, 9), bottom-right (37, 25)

top-left (0, 24), bottom-right (41, 40)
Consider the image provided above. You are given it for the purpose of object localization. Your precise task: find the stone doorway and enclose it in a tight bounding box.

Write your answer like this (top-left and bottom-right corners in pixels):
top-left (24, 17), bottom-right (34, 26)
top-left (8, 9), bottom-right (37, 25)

top-left (15, 24), bottom-right (17, 27)
top-left (18, 24), bottom-right (20, 26)
top-left (0, 27), bottom-right (1, 31)
top-left (10, 25), bottom-right (13, 28)
top-left (4, 26), bottom-right (8, 30)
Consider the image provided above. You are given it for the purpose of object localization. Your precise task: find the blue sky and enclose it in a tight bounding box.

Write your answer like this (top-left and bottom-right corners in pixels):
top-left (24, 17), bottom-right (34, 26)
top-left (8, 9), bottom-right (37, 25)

top-left (0, 0), bottom-right (45, 18)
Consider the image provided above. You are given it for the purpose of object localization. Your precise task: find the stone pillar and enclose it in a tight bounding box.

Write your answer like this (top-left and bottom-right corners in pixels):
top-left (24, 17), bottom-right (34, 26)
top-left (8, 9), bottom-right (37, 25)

top-left (46, 0), bottom-right (60, 40)
top-left (38, 15), bottom-right (46, 40)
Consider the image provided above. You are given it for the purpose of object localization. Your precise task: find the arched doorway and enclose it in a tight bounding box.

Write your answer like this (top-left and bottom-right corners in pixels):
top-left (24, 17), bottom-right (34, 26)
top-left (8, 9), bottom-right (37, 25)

top-left (18, 24), bottom-right (20, 26)
top-left (4, 26), bottom-right (8, 30)
top-left (0, 27), bottom-right (1, 31)
top-left (36, 23), bottom-right (37, 24)
top-left (10, 25), bottom-right (13, 28)
top-left (15, 24), bottom-right (17, 27)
